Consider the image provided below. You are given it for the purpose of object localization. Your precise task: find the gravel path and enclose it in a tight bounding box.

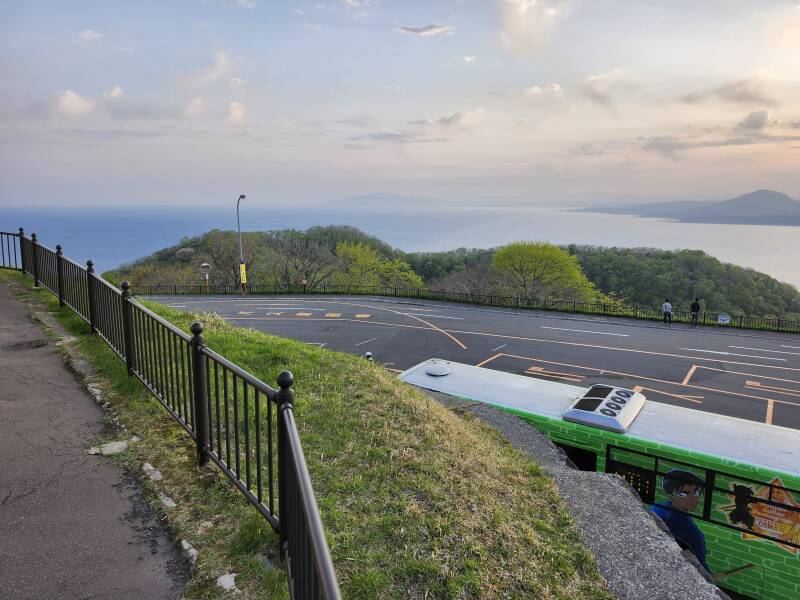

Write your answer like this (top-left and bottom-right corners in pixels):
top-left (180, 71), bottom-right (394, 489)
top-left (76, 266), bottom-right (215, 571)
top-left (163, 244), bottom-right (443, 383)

top-left (0, 282), bottom-right (187, 600)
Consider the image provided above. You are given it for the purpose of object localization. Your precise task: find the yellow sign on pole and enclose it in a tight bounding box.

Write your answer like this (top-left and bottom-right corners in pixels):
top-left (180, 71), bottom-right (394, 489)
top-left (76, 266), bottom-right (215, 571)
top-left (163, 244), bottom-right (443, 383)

top-left (239, 263), bottom-right (247, 284)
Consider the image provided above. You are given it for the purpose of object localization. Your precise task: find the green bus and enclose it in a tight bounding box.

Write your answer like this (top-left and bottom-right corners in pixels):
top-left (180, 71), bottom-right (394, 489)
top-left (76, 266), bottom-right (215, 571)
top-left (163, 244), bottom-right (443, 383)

top-left (400, 359), bottom-right (800, 600)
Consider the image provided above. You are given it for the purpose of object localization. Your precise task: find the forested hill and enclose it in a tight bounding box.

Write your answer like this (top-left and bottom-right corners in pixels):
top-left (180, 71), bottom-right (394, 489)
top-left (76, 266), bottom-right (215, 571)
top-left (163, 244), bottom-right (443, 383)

top-left (104, 225), bottom-right (800, 319)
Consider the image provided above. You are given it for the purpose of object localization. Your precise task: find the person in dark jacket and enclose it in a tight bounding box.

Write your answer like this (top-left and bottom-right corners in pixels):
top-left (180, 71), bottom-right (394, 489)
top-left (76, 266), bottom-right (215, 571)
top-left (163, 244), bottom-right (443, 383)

top-left (690, 298), bottom-right (701, 327)
top-left (651, 469), bottom-right (708, 570)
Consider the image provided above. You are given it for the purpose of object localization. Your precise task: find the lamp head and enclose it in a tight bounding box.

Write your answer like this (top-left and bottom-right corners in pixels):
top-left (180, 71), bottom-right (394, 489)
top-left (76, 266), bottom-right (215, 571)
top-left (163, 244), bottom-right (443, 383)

top-left (239, 194), bottom-right (246, 200)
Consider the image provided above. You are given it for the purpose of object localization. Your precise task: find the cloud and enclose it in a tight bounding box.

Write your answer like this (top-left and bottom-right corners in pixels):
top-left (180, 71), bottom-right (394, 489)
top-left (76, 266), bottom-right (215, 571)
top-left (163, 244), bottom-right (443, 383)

top-left (399, 24), bottom-right (453, 36)
top-left (114, 46), bottom-right (135, 53)
top-left (409, 109), bottom-right (485, 129)
top-left (737, 109), bottom-right (770, 131)
top-left (229, 78), bottom-right (247, 91)
top-left (77, 29), bottom-right (104, 43)
top-left (463, 55), bottom-right (476, 63)
top-left (54, 90), bottom-right (96, 117)
top-left (342, 0), bottom-right (370, 7)
top-left (230, 0), bottom-right (256, 8)
top-left (227, 101), bottom-right (247, 123)
top-left (103, 86), bottom-right (124, 100)
top-left (572, 143), bottom-right (604, 156)
top-left (582, 70), bottom-right (624, 108)
top-left (681, 78), bottom-right (777, 107)
top-left (181, 50), bottom-right (231, 86)
top-left (348, 129), bottom-right (448, 144)
top-left (498, 0), bottom-right (562, 54)
top-left (524, 83), bottom-right (562, 96)
top-left (641, 132), bottom-right (800, 159)
top-left (183, 97), bottom-right (204, 119)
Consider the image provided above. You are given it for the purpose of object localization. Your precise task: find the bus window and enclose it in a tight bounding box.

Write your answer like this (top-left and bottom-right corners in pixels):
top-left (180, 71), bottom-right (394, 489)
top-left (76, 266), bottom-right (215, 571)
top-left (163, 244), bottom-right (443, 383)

top-left (556, 443), bottom-right (597, 472)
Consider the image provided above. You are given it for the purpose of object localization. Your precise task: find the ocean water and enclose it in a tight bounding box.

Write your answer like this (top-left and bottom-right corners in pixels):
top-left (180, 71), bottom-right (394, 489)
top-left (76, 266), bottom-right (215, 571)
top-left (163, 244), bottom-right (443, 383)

top-left (2, 205), bottom-right (799, 289)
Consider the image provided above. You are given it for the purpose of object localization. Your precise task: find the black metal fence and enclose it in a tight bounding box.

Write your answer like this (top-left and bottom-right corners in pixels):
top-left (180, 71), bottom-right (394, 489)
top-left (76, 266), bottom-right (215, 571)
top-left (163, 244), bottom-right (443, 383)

top-left (129, 282), bottom-right (800, 334)
top-left (2, 229), bottom-right (340, 600)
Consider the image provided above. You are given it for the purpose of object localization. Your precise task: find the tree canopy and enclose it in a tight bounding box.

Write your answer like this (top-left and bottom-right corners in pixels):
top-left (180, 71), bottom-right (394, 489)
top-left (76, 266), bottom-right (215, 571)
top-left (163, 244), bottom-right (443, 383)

top-left (492, 242), bottom-right (599, 302)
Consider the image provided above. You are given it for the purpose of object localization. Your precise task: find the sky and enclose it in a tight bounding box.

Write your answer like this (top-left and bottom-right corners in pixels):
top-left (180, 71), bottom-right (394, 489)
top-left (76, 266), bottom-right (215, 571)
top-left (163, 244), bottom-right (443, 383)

top-left (1, 0), bottom-right (800, 207)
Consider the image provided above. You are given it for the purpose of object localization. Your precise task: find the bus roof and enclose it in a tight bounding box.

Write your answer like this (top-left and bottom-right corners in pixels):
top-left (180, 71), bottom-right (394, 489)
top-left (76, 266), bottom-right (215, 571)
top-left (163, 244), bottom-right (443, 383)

top-left (399, 359), bottom-right (800, 478)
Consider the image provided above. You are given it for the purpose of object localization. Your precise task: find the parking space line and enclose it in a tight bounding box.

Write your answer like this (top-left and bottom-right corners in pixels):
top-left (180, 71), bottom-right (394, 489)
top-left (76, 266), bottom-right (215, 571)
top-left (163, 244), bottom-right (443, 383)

top-left (506, 352), bottom-right (800, 410)
top-left (766, 400), bottom-right (774, 425)
top-left (355, 314), bottom-right (371, 318)
top-left (730, 345), bottom-right (800, 356)
top-left (355, 338), bottom-right (377, 346)
top-left (745, 381), bottom-right (800, 398)
top-left (324, 313), bottom-right (341, 318)
top-left (491, 343), bottom-right (508, 352)
top-left (542, 326), bottom-right (629, 337)
top-left (678, 348), bottom-right (787, 362)
top-left (782, 345), bottom-right (800, 349)
top-left (476, 353), bottom-right (504, 368)
top-left (681, 365), bottom-right (698, 386)
top-left (296, 312), bottom-right (312, 317)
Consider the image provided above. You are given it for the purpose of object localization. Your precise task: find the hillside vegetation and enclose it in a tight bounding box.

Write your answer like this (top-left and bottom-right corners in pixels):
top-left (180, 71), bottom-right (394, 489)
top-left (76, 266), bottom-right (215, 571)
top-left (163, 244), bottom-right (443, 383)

top-left (104, 225), bottom-right (800, 318)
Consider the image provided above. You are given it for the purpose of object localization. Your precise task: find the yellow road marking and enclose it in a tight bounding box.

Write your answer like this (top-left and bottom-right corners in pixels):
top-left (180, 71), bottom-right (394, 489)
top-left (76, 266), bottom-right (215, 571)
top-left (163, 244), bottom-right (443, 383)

top-left (681, 365), bottom-right (698, 386)
top-left (476, 353), bottom-right (503, 367)
top-left (497, 352), bottom-right (797, 410)
top-left (700, 366), bottom-right (800, 386)
top-left (387, 367), bottom-right (403, 373)
top-left (355, 314), bottom-right (371, 318)
top-left (745, 381), bottom-right (800, 398)
top-left (325, 313), bottom-right (341, 318)
top-left (526, 366), bottom-right (585, 382)
top-left (633, 385), bottom-right (703, 404)
top-left (296, 312), bottom-right (312, 317)
top-left (238, 311), bottom-right (253, 315)
top-left (766, 400), bottom-right (774, 425)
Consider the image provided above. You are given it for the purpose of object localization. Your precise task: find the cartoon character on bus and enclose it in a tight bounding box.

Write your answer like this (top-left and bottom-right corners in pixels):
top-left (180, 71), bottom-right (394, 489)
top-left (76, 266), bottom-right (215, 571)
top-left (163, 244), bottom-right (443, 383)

top-left (651, 469), bottom-right (710, 570)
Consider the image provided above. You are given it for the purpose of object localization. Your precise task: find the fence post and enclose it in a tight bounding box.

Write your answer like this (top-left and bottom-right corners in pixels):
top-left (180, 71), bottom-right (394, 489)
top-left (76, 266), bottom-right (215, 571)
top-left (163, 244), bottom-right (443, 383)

top-left (276, 370), bottom-right (295, 551)
top-left (31, 233), bottom-right (40, 287)
top-left (86, 260), bottom-right (97, 334)
top-left (121, 281), bottom-right (135, 375)
top-left (56, 245), bottom-right (65, 306)
top-left (190, 322), bottom-right (210, 466)
top-left (18, 227), bottom-right (25, 273)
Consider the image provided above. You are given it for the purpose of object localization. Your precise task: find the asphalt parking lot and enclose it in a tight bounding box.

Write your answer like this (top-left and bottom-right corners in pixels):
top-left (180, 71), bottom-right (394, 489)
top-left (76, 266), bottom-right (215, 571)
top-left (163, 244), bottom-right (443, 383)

top-left (148, 295), bottom-right (800, 430)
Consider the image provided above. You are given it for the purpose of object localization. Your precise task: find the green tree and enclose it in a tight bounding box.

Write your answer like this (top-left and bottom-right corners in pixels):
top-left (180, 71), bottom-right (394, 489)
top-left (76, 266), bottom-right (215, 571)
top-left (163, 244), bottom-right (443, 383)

top-left (492, 241), bottom-right (598, 301)
top-left (334, 242), bottom-right (424, 289)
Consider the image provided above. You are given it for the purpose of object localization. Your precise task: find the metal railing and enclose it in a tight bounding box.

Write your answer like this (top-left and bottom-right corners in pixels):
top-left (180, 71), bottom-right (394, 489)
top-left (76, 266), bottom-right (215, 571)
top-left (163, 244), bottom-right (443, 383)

top-left (129, 282), bottom-right (800, 334)
top-left (2, 228), bottom-right (340, 600)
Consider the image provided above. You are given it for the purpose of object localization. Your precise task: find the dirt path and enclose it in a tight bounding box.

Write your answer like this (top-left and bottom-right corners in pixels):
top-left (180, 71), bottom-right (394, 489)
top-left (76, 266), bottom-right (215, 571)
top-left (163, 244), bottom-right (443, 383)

top-left (0, 282), bottom-right (187, 599)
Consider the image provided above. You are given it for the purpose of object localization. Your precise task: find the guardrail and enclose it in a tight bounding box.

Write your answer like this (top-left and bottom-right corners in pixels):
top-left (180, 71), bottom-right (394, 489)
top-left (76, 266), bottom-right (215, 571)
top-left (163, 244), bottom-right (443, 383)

top-left (2, 229), bottom-right (341, 600)
top-left (129, 282), bottom-right (800, 334)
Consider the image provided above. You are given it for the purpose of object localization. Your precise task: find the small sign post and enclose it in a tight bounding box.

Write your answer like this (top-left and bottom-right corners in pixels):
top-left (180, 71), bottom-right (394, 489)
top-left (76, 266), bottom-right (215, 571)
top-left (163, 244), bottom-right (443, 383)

top-left (718, 314), bottom-right (731, 325)
top-left (239, 262), bottom-right (247, 295)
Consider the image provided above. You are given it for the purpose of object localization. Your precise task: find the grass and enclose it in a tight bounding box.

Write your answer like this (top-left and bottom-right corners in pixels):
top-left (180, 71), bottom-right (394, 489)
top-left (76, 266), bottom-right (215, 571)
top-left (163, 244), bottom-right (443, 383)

top-left (2, 269), bottom-right (612, 599)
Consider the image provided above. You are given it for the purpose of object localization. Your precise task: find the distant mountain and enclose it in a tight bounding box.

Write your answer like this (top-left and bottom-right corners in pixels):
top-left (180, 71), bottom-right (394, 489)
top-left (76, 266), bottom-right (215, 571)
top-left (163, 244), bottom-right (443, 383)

top-left (576, 190), bottom-right (800, 226)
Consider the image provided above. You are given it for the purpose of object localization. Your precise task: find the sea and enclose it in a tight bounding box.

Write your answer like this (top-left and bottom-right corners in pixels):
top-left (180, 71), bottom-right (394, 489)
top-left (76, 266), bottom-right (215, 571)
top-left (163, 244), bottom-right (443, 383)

top-left (2, 204), bottom-right (799, 289)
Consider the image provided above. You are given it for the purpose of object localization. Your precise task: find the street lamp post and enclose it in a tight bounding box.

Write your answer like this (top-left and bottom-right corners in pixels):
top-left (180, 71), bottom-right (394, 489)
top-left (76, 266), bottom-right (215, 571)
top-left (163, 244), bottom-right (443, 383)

top-left (236, 194), bottom-right (247, 294)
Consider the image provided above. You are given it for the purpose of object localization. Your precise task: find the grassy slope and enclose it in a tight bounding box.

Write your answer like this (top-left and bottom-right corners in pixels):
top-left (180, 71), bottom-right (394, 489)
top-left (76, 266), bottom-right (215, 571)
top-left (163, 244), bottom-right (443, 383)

top-left (2, 270), bottom-right (611, 599)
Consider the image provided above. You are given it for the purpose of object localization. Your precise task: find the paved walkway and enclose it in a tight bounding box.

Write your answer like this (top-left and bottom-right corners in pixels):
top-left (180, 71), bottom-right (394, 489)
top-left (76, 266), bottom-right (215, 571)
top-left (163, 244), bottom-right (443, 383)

top-left (0, 282), bottom-right (187, 599)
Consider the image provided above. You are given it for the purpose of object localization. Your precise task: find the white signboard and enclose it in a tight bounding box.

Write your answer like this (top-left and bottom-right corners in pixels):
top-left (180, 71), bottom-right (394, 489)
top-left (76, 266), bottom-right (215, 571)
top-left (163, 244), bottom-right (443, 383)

top-left (718, 314), bottom-right (731, 325)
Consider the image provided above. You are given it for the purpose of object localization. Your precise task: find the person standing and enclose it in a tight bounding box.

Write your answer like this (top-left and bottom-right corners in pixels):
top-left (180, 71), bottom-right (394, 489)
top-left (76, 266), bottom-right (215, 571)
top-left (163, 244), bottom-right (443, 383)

top-left (690, 298), bottom-right (701, 327)
top-left (662, 298), bottom-right (673, 324)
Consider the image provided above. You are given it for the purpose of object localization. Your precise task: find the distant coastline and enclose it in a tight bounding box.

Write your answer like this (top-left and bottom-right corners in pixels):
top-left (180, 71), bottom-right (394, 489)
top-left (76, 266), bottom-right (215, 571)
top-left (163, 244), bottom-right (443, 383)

top-left (573, 189), bottom-right (800, 227)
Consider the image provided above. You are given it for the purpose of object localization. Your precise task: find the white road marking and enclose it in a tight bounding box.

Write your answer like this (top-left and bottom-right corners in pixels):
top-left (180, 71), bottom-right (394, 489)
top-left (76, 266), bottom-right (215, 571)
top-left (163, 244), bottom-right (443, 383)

top-left (355, 337), bottom-right (377, 346)
top-left (542, 326), bottom-right (629, 337)
top-left (679, 348), bottom-right (787, 362)
top-left (730, 345), bottom-right (800, 356)
top-left (402, 312), bottom-right (463, 320)
top-left (307, 342), bottom-right (327, 348)
top-left (238, 311), bottom-right (253, 315)
top-left (782, 345), bottom-right (800, 349)
top-left (491, 343), bottom-right (509, 352)
top-left (167, 305), bottom-right (187, 308)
